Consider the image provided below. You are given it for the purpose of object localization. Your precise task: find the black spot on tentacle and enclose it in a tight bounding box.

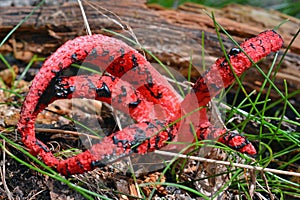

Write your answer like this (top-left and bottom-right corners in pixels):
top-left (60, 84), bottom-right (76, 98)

top-left (37, 89), bottom-right (42, 97)
top-left (146, 121), bottom-right (157, 130)
top-left (132, 54), bottom-right (138, 69)
top-left (129, 98), bottom-right (141, 108)
top-left (193, 81), bottom-right (210, 94)
top-left (154, 135), bottom-right (161, 149)
top-left (121, 86), bottom-right (126, 94)
top-left (35, 72), bottom-right (62, 112)
top-left (220, 59), bottom-right (228, 68)
top-left (131, 64), bottom-right (153, 87)
top-left (261, 44), bottom-right (266, 53)
top-left (167, 129), bottom-right (174, 141)
top-left (112, 135), bottom-right (131, 152)
top-left (146, 120), bottom-right (174, 143)
top-left (130, 127), bottom-right (148, 152)
top-left (145, 85), bottom-right (162, 99)
top-left (91, 160), bottom-right (106, 168)
top-left (118, 86), bottom-right (127, 103)
top-left (165, 124), bottom-right (175, 142)
top-left (109, 55), bottom-right (115, 62)
top-left (101, 49), bottom-right (109, 56)
top-left (71, 53), bottom-right (78, 62)
top-left (51, 63), bottom-right (63, 75)
top-left (36, 140), bottom-right (50, 152)
top-left (250, 43), bottom-right (256, 50)
top-left (133, 128), bottom-right (147, 142)
top-left (131, 81), bottom-right (139, 85)
top-left (154, 119), bottom-right (166, 127)
top-left (112, 135), bottom-right (129, 146)
top-left (85, 77), bottom-right (98, 92)
top-left (54, 78), bottom-right (75, 98)
top-left (220, 60), bottom-right (226, 68)
top-left (147, 138), bottom-right (151, 149)
top-left (89, 48), bottom-right (98, 58)
top-left (197, 127), bottom-right (206, 140)
top-left (109, 75), bottom-right (116, 81)
top-left (228, 47), bottom-right (241, 57)
top-left (76, 159), bottom-right (84, 169)
top-left (96, 82), bottom-right (111, 98)
top-left (38, 90), bottom-right (47, 99)
top-left (120, 47), bottom-right (125, 57)
top-left (57, 62), bottom-right (64, 71)
top-left (144, 68), bottom-right (153, 87)
top-left (220, 47), bottom-right (241, 68)
top-left (65, 164), bottom-right (71, 176)
top-left (118, 66), bottom-right (125, 74)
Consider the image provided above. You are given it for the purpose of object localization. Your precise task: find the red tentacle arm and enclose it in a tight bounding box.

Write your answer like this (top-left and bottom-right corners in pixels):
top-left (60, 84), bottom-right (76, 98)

top-left (17, 34), bottom-right (182, 175)
top-left (183, 30), bottom-right (283, 107)
top-left (181, 30), bottom-right (283, 154)
top-left (17, 30), bottom-right (283, 175)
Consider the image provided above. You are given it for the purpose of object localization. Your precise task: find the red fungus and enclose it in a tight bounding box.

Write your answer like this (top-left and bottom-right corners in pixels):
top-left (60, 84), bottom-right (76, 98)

top-left (17, 30), bottom-right (283, 175)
